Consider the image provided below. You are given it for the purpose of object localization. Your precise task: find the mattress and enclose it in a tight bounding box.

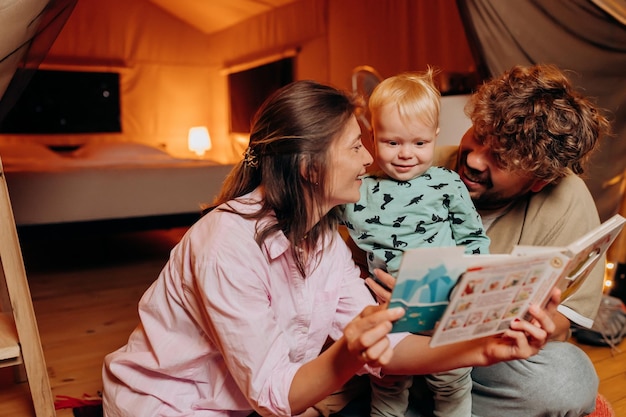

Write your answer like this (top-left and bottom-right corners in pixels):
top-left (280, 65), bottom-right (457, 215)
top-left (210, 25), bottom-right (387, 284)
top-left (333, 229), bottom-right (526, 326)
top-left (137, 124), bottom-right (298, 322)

top-left (0, 142), bottom-right (234, 226)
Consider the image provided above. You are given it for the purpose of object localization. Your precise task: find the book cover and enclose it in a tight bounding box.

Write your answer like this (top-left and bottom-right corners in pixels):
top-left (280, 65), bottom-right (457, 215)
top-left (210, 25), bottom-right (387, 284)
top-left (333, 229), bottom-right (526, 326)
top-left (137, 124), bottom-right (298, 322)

top-left (388, 246), bottom-right (469, 334)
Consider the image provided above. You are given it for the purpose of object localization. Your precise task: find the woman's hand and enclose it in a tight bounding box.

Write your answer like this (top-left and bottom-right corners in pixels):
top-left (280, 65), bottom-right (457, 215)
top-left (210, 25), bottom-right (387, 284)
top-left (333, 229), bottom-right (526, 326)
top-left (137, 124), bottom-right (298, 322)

top-left (342, 304), bottom-right (405, 367)
top-left (289, 305), bottom-right (404, 414)
top-left (364, 268), bottom-right (394, 305)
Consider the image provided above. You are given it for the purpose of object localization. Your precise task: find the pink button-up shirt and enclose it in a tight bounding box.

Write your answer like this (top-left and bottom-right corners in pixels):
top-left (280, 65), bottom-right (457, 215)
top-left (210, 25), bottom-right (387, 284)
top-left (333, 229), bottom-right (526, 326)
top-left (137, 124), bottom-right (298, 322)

top-left (103, 193), bottom-right (403, 417)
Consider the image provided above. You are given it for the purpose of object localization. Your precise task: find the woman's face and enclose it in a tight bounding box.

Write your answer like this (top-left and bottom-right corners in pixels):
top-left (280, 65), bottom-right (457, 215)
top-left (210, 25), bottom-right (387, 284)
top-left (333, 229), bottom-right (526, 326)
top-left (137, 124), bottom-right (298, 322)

top-left (325, 115), bottom-right (373, 210)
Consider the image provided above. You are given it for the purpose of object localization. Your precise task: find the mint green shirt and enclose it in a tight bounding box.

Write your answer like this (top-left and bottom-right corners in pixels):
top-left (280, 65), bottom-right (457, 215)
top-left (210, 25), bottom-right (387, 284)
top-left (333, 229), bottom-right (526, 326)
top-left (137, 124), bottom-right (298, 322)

top-left (340, 166), bottom-right (490, 276)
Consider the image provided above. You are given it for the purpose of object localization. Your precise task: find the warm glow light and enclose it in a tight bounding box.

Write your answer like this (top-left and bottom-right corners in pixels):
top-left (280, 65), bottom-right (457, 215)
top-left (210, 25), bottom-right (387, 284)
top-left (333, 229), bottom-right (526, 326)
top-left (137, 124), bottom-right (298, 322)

top-left (188, 126), bottom-right (212, 156)
top-left (603, 261), bottom-right (616, 293)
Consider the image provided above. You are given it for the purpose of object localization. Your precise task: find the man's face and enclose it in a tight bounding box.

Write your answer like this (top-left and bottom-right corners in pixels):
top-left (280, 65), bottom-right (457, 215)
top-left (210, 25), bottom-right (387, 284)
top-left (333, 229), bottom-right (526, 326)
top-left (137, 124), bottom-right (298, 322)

top-left (456, 127), bottom-right (546, 211)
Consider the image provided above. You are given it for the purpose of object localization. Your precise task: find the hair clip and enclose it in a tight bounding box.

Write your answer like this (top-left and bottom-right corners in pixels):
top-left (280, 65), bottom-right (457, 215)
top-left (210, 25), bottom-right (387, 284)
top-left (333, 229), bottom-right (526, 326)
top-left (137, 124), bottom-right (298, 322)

top-left (243, 147), bottom-right (259, 168)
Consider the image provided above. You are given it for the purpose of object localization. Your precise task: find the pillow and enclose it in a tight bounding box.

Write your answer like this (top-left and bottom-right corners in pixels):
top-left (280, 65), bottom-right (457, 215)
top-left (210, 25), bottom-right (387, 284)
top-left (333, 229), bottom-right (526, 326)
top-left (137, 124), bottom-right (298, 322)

top-left (0, 142), bottom-right (64, 164)
top-left (71, 142), bottom-right (175, 163)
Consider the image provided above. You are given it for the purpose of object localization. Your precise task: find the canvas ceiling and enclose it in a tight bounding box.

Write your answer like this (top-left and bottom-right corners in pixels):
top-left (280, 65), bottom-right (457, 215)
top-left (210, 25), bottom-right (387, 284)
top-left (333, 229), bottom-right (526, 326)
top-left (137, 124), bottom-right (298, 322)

top-left (146, 0), bottom-right (300, 35)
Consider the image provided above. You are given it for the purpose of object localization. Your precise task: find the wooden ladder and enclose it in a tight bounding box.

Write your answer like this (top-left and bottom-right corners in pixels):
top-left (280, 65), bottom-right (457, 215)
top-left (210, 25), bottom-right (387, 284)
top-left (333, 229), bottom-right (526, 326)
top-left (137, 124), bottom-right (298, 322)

top-left (0, 158), bottom-right (56, 416)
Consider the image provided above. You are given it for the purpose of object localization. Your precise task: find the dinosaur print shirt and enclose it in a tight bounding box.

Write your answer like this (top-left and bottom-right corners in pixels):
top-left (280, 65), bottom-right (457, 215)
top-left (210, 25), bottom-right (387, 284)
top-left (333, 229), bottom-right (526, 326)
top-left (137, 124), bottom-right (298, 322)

top-left (340, 166), bottom-right (490, 276)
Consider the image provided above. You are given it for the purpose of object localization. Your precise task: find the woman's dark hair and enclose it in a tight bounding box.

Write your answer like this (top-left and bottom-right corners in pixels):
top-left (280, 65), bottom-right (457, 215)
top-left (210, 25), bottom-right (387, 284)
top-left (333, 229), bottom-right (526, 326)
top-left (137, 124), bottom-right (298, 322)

top-left (209, 80), bottom-right (356, 276)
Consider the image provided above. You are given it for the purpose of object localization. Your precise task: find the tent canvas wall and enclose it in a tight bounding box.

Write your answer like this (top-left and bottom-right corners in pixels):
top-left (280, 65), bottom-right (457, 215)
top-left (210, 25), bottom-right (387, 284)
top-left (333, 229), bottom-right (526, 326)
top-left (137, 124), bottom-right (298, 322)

top-left (0, 0), bottom-right (475, 163)
top-left (0, 0), bottom-right (624, 261)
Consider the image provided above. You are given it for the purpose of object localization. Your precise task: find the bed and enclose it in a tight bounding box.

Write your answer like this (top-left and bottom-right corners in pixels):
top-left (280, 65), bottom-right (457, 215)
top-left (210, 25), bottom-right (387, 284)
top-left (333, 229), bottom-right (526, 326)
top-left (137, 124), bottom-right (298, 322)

top-left (0, 95), bottom-right (471, 230)
top-left (0, 141), bottom-right (234, 228)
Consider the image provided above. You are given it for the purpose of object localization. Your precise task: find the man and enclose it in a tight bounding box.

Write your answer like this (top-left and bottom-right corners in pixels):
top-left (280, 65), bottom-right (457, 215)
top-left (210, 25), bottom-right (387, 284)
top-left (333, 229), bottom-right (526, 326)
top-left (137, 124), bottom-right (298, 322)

top-left (330, 64), bottom-right (610, 417)
top-left (406, 63), bottom-right (611, 417)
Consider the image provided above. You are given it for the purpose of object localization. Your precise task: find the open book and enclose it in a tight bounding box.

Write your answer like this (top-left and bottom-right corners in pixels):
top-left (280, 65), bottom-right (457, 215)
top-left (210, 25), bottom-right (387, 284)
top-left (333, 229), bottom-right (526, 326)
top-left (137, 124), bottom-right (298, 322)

top-left (388, 214), bottom-right (626, 347)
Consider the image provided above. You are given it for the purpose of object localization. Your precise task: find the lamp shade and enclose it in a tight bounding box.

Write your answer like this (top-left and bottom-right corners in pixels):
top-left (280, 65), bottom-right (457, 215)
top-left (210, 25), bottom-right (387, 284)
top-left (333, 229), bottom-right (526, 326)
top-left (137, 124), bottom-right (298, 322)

top-left (188, 126), bottom-right (212, 156)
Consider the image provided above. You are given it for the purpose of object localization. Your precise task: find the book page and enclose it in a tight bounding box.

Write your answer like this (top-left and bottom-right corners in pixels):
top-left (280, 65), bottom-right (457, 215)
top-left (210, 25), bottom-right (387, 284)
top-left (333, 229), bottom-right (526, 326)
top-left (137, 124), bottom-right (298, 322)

top-left (559, 214), bottom-right (625, 300)
top-left (513, 214), bottom-right (626, 310)
top-left (429, 251), bottom-right (567, 347)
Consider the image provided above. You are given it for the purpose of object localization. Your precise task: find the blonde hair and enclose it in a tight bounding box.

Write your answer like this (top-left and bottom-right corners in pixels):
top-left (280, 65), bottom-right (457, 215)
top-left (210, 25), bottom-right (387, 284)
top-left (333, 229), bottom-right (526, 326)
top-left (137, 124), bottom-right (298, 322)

top-left (368, 68), bottom-right (441, 129)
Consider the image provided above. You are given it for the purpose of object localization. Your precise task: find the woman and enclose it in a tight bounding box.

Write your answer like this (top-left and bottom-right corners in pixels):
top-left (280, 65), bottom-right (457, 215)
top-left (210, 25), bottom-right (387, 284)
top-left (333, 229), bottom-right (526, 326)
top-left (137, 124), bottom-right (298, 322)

top-left (102, 80), bottom-right (557, 417)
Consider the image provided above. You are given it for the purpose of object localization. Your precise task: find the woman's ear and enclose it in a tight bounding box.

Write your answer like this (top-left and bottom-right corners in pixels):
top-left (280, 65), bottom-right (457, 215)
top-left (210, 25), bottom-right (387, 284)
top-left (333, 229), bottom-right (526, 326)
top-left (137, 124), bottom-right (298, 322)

top-left (300, 159), bottom-right (319, 184)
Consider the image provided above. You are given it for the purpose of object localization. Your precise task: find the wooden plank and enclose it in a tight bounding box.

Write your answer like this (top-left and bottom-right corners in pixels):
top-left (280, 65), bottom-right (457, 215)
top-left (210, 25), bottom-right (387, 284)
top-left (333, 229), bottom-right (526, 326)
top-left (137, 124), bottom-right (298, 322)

top-left (0, 313), bottom-right (20, 363)
top-left (574, 337), bottom-right (626, 414)
top-left (0, 160), bottom-right (56, 416)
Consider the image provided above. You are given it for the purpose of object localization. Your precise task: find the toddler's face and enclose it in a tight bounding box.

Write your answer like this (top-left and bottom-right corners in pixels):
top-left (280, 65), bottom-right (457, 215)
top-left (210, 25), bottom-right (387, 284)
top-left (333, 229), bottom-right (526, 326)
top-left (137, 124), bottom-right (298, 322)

top-left (371, 103), bottom-right (438, 182)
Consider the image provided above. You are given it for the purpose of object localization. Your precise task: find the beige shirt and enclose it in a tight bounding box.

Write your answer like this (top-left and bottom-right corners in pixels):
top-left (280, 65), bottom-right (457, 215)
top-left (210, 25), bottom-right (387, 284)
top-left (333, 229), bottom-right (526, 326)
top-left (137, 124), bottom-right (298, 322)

top-left (435, 146), bottom-right (604, 327)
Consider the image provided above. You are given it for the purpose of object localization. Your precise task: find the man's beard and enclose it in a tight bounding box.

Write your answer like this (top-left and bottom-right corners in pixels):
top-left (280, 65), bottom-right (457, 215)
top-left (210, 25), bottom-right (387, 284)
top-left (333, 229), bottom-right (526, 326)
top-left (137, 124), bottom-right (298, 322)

top-left (471, 190), bottom-right (520, 211)
top-left (460, 160), bottom-right (534, 211)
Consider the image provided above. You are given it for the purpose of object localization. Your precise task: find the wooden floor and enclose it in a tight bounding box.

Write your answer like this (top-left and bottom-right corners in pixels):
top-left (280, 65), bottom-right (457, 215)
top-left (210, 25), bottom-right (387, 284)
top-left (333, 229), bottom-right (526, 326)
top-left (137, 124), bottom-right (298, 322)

top-left (0, 226), bottom-right (625, 417)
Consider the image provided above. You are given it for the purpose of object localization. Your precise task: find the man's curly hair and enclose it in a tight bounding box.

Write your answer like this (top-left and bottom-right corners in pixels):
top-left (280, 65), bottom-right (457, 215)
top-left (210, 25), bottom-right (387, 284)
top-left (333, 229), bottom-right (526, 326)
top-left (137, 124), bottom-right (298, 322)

top-left (466, 64), bottom-right (610, 183)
